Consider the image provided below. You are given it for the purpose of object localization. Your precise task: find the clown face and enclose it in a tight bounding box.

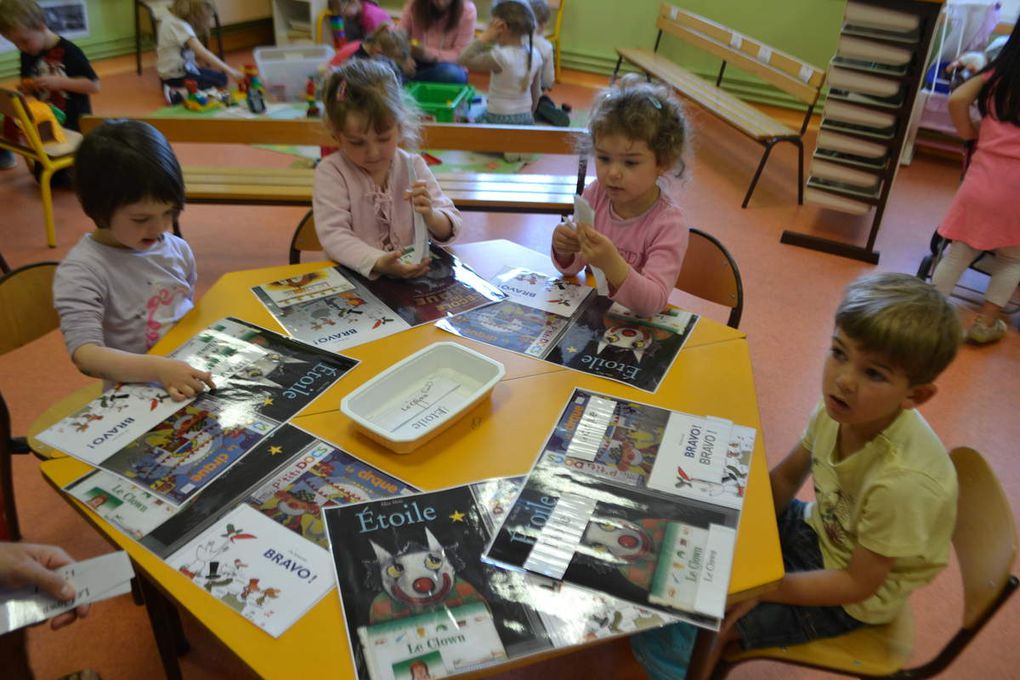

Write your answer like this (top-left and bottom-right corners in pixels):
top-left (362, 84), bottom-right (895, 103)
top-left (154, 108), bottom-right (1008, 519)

top-left (581, 517), bottom-right (653, 564)
top-left (371, 528), bottom-right (455, 608)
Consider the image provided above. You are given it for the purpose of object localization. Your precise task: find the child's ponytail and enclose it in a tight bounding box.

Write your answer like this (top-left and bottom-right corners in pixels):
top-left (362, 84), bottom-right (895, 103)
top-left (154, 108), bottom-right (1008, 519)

top-left (978, 21), bottom-right (1020, 125)
top-left (492, 0), bottom-right (537, 92)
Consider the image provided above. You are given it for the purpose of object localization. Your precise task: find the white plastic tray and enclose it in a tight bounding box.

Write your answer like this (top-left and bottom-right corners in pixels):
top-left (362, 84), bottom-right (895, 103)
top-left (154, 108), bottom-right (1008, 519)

top-left (341, 342), bottom-right (505, 454)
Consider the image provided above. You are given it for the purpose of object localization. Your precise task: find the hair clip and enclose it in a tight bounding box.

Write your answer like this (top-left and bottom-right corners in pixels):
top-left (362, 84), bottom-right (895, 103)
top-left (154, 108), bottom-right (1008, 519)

top-left (337, 79), bottom-right (348, 102)
top-left (647, 95), bottom-right (662, 110)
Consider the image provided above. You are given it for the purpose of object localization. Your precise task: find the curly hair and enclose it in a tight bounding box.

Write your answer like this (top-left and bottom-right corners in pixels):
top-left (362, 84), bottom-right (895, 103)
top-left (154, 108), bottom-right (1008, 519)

top-left (322, 58), bottom-right (421, 148)
top-left (583, 76), bottom-right (688, 175)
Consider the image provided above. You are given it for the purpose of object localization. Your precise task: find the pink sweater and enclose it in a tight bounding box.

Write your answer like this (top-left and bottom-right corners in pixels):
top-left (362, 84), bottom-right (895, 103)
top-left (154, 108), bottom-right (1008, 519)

top-left (313, 147), bottom-right (463, 278)
top-left (400, 0), bottom-right (478, 63)
top-left (554, 178), bottom-right (688, 316)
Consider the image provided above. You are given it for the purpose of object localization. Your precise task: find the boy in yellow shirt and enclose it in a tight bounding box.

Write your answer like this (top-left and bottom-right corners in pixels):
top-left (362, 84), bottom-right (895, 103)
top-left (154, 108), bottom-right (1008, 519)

top-left (633, 272), bottom-right (963, 680)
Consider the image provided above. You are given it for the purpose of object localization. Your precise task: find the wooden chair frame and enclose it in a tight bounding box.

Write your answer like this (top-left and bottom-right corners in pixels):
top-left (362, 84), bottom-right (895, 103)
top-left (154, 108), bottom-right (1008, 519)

top-left (134, 0), bottom-right (224, 76)
top-left (0, 90), bottom-right (81, 248)
top-left (676, 228), bottom-right (744, 328)
top-left (547, 0), bottom-right (567, 82)
top-left (714, 446), bottom-right (1018, 679)
top-left (289, 209), bottom-right (323, 264)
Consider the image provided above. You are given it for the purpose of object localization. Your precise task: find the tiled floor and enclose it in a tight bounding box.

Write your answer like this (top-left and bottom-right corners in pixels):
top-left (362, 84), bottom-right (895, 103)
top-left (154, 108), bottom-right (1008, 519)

top-left (1, 52), bottom-right (1017, 680)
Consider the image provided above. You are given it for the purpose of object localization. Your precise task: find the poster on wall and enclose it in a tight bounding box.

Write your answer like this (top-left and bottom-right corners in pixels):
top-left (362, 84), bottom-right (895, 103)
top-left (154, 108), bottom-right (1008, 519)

top-left (40, 0), bottom-right (89, 40)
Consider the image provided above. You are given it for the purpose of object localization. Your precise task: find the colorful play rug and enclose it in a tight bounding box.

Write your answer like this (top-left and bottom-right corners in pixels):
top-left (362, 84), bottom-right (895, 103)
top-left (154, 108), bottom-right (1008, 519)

top-left (150, 101), bottom-right (528, 173)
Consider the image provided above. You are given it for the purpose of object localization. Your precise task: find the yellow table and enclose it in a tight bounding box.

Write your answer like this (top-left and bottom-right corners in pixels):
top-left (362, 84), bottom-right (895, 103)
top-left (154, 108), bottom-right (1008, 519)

top-left (39, 240), bottom-right (778, 679)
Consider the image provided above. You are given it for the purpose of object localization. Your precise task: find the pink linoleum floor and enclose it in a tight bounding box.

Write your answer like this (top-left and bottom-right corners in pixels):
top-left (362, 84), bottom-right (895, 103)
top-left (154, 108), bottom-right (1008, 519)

top-left (1, 52), bottom-right (1018, 680)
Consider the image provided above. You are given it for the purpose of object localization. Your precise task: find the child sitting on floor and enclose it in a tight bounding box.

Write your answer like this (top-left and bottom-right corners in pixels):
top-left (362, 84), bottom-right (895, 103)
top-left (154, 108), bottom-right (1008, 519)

top-left (458, 0), bottom-right (541, 125)
top-left (313, 59), bottom-right (462, 279)
top-left (551, 79), bottom-right (688, 317)
top-left (528, 0), bottom-right (569, 127)
top-left (157, 0), bottom-right (241, 101)
top-left (632, 273), bottom-right (963, 680)
top-left (329, 23), bottom-right (416, 82)
top-left (53, 120), bottom-right (214, 401)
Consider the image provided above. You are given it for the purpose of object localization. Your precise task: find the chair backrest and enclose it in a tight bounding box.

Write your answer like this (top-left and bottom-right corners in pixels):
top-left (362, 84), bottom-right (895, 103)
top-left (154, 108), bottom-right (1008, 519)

top-left (0, 88), bottom-right (43, 159)
top-left (0, 262), bottom-right (61, 356)
top-left (950, 447), bottom-right (1018, 630)
top-left (289, 210), bottom-right (324, 264)
top-left (675, 228), bottom-right (743, 328)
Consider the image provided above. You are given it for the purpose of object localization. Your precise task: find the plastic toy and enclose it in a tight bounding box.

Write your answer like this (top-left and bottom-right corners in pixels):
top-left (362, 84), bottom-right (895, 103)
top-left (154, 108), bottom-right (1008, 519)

top-left (305, 76), bottom-right (320, 117)
top-left (181, 79), bottom-right (231, 113)
top-left (24, 98), bottom-right (66, 143)
top-left (240, 64), bottom-right (267, 114)
top-left (329, 14), bottom-right (346, 49)
top-left (19, 78), bottom-right (67, 126)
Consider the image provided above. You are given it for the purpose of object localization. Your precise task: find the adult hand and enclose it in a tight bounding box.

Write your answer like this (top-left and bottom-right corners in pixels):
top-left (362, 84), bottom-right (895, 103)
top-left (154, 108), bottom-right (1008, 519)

top-left (373, 250), bottom-right (430, 279)
top-left (0, 543), bottom-right (91, 630)
top-left (552, 221), bottom-right (581, 259)
top-left (154, 357), bottom-right (215, 401)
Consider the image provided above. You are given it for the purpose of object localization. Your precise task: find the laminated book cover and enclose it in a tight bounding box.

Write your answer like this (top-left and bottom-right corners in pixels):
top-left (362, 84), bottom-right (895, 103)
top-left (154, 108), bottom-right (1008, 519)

top-left (325, 478), bottom-right (680, 680)
top-left (64, 469), bottom-right (179, 540)
top-left (39, 318), bottom-right (357, 506)
top-left (251, 247), bottom-right (505, 353)
top-left (439, 268), bottom-right (698, 393)
top-left (166, 503), bottom-right (334, 638)
top-left (483, 389), bottom-right (756, 630)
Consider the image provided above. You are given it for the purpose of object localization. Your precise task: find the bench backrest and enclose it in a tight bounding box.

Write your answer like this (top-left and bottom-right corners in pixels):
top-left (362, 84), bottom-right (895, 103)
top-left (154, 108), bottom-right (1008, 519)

top-left (655, 3), bottom-right (825, 106)
top-left (78, 116), bottom-right (587, 156)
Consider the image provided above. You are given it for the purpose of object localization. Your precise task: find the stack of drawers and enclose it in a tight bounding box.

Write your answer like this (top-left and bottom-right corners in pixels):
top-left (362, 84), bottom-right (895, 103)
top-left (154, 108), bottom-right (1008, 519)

top-left (805, 0), bottom-right (942, 226)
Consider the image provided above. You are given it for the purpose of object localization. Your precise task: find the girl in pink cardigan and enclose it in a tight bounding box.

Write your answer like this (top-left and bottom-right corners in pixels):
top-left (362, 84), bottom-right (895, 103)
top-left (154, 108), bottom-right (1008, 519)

top-left (552, 80), bottom-right (690, 317)
top-left (313, 59), bottom-right (462, 279)
top-left (400, 0), bottom-right (476, 84)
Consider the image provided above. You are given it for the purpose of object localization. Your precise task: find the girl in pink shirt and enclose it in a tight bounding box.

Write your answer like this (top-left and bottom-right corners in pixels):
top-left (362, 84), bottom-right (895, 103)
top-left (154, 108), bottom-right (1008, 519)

top-left (331, 0), bottom-right (391, 41)
top-left (314, 59), bottom-right (462, 279)
top-left (552, 80), bottom-right (689, 317)
top-left (400, 0), bottom-right (475, 84)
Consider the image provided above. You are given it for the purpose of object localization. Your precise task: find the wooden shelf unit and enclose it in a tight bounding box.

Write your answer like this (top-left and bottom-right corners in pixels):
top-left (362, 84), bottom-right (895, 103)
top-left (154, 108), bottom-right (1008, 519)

top-left (782, 0), bottom-right (944, 264)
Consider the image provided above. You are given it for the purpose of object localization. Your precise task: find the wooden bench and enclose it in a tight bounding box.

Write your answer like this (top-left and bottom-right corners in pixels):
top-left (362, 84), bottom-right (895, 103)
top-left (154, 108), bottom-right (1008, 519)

top-left (615, 3), bottom-right (825, 208)
top-left (78, 116), bottom-right (590, 215)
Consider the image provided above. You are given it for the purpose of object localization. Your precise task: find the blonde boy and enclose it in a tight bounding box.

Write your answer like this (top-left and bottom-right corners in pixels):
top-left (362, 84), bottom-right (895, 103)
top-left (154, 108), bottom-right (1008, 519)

top-left (0, 0), bottom-right (100, 132)
top-left (633, 273), bottom-right (963, 680)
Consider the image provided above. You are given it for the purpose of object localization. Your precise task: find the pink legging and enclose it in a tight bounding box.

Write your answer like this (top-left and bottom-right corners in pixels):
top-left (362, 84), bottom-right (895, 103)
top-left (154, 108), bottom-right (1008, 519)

top-left (931, 241), bottom-right (1020, 307)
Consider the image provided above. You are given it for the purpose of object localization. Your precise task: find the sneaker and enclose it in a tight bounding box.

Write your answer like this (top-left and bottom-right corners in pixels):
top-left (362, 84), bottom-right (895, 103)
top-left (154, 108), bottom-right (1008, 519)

top-left (966, 318), bottom-right (1007, 344)
top-left (0, 149), bottom-right (17, 170)
top-left (629, 623), bottom-right (698, 680)
top-left (536, 94), bottom-right (571, 127)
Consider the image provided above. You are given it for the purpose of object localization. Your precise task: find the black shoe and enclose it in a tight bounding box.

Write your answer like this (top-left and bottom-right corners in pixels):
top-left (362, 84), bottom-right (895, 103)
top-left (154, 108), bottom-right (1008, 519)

top-left (536, 95), bottom-right (570, 127)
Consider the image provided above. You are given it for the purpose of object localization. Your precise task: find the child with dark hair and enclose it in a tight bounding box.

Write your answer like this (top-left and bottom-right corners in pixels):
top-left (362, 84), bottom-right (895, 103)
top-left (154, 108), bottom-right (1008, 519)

top-left (313, 59), bottom-right (462, 279)
top-left (0, 0), bottom-right (100, 133)
top-left (458, 0), bottom-right (541, 125)
top-left (552, 79), bottom-right (689, 316)
top-left (53, 120), bottom-right (214, 401)
top-left (931, 21), bottom-right (1020, 344)
top-left (400, 0), bottom-right (476, 84)
top-left (329, 23), bottom-right (415, 81)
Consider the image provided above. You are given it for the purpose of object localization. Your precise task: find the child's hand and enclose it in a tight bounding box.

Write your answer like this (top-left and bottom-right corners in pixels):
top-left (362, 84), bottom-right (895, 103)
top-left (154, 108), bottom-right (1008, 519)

top-left (227, 67), bottom-right (244, 83)
top-left (154, 357), bottom-right (216, 401)
top-left (577, 222), bottom-right (629, 283)
top-left (480, 20), bottom-right (504, 43)
top-left (374, 250), bottom-right (431, 279)
top-left (31, 74), bottom-right (63, 91)
top-left (552, 221), bottom-right (581, 259)
top-left (405, 180), bottom-right (435, 221)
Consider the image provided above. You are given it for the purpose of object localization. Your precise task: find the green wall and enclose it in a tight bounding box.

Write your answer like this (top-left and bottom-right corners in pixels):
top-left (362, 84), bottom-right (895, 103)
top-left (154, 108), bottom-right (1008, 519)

top-left (3, 0), bottom-right (848, 110)
top-left (559, 0), bottom-right (846, 109)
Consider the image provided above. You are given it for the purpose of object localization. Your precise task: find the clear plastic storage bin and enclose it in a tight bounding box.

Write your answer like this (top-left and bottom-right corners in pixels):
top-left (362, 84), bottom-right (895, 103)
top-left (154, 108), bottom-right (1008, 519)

top-left (253, 44), bottom-right (333, 101)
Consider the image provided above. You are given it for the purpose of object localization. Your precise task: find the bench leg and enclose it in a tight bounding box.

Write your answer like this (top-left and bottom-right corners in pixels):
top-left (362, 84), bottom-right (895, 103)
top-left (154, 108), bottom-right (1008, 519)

top-left (134, 0), bottom-right (142, 76)
top-left (742, 141), bottom-right (776, 209)
top-left (795, 138), bottom-right (804, 205)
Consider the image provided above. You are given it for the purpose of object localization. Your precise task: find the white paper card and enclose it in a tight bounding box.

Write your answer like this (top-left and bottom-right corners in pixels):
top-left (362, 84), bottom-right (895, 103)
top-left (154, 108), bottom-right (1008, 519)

top-left (405, 153), bottom-right (428, 265)
top-left (799, 64), bottom-right (813, 83)
top-left (573, 195), bottom-right (608, 296)
top-left (608, 302), bottom-right (696, 335)
top-left (692, 525), bottom-right (736, 617)
top-left (257, 268), bottom-right (355, 309)
top-left (757, 45), bottom-right (773, 63)
top-left (564, 395), bottom-right (617, 462)
top-left (729, 33), bottom-right (742, 50)
top-left (647, 414), bottom-right (733, 495)
top-left (0, 551), bottom-right (134, 634)
top-left (492, 267), bottom-right (593, 318)
top-left (368, 374), bottom-right (464, 437)
top-left (522, 492), bottom-right (598, 579)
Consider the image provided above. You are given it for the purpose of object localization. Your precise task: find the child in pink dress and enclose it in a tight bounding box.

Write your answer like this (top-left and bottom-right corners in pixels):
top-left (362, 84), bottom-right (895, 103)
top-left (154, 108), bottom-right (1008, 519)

top-left (551, 78), bottom-right (689, 317)
top-left (932, 22), bottom-right (1020, 344)
top-left (313, 59), bottom-right (462, 279)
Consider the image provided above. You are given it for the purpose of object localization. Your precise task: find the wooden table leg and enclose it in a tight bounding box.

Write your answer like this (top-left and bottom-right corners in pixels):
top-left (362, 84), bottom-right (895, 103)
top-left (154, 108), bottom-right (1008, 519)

top-left (137, 573), bottom-right (189, 680)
